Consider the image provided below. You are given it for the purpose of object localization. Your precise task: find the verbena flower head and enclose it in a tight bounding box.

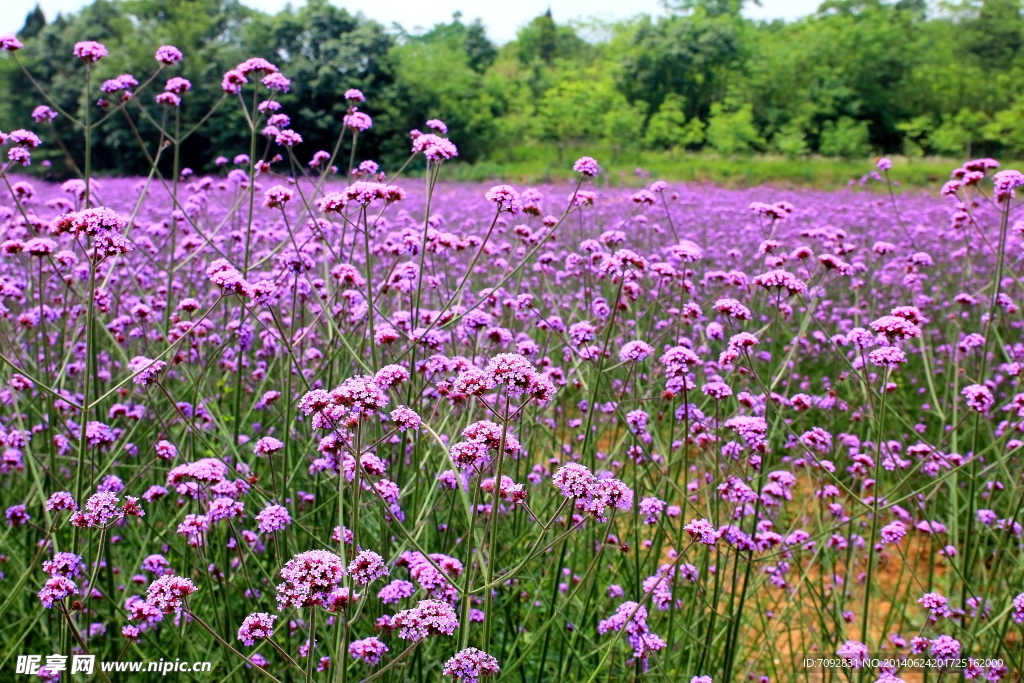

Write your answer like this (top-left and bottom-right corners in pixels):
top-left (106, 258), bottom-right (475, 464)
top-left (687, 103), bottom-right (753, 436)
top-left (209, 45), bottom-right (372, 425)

top-left (38, 575), bottom-right (78, 608)
top-left (485, 185), bottom-right (523, 214)
top-left (128, 356), bottom-right (166, 385)
top-left (1, 35), bottom-right (24, 51)
top-left (962, 384), bottom-right (994, 413)
top-left (73, 41), bottom-right (108, 63)
top-left (552, 463), bottom-right (596, 499)
top-left (262, 72), bottom-right (290, 92)
top-left (43, 552), bottom-right (85, 578)
top-left (256, 504), bottom-right (291, 533)
top-left (751, 269), bottom-right (807, 295)
top-left (165, 77), bottom-right (191, 94)
top-left (484, 353), bottom-right (538, 395)
top-left (276, 550), bottom-right (347, 609)
top-left (426, 118), bottom-right (448, 133)
top-left (54, 207), bottom-right (127, 237)
top-left (237, 57), bottom-right (278, 75)
top-left (348, 550), bottom-right (389, 584)
top-left (443, 647), bottom-right (500, 682)
top-left (145, 575), bottom-right (197, 614)
top-left (237, 612), bottom-right (276, 646)
top-left (393, 599), bottom-right (459, 640)
top-left (31, 106), bottom-right (57, 123)
top-left (263, 185), bottom-right (293, 208)
top-left (344, 111), bottom-right (373, 131)
top-left (45, 491), bottom-right (77, 512)
top-left (349, 636), bottom-right (388, 665)
top-left (222, 69), bottom-right (247, 93)
top-left (70, 491), bottom-right (123, 528)
top-left (994, 169), bottom-right (1024, 201)
top-left (835, 639), bottom-right (869, 667)
top-left (154, 45), bottom-right (183, 65)
top-left (685, 519), bottom-right (718, 544)
top-left (573, 156), bottom-right (600, 176)
top-left (413, 134), bottom-right (458, 162)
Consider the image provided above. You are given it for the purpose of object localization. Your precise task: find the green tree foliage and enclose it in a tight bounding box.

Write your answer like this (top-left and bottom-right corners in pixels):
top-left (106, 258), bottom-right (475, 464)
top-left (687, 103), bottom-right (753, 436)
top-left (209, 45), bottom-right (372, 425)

top-left (706, 102), bottom-right (764, 154)
top-left (19, 5), bottom-right (47, 40)
top-left (644, 94), bottom-right (706, 154)
top-left (616, 13), bottom-right (742, 117)
top-left (819, 116), bottom-right (871, 158)
top-left (930, 109), bottom-right (988, 157)
top-left (8, 0), bottom-right (1024, 175)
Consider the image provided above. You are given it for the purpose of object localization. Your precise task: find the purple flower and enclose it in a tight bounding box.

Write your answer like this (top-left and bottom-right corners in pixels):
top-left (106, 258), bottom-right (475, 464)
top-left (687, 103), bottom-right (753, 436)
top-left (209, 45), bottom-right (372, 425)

top-left (425, 119), bottom-right (448, 133)
top-left (237, 612), bottom-right (276, 646)
top-left (393, 599), bottom-right (459, 641)
top-left (348, 550), bottom-right (389, 584)
top-left (43, 552), bottom-right (85, 578)
top-left (619, 340), bottom-right (654, 362)
top-left (573, 156), bottom-right (600, 176)
top-left (5, 504), bottom-right (29, 527)
top-left (45, 492), bottom-right (77, 512)
top-left (880, 521), bottom-right (906, 544)
top-left (412, 133), bottom-right (458, 161)
top-left (639, 497), bottom-right (665, 524)
top-left (443, 647), bottom-right (500, 682)
top-left (349, 636), bottom-right (388, 665)
top-left (145, 575), bottom-right (197, 614)
top-left (929, 634), bottom-right (960, 661)
top-left (378, 579), bottom-right (415, 604)
top-left (684, 519), bottom-right (717, 544)
top-left (38, 576), bottom-right (78, 608)
top-left (276, 550), bottom-right (347, 610)
top-left (263, 185), bottom-right (294, 208)
top-left (962, 384), bottom-right (994, 412)
top-left (1, 35), bottom-right (24, 51)
top-left (155, 45), bottom-right (183, 65)
top-left (835, 640), bottom-right (869, 667)
top-left (256, 504), bottom-right (291, 534)
top-left (73, 41), bottom-right (108, 63)
top-left (390, 406), bottom-right (422, 431)
top-left (1012, 592), bottom-right (1024, 623)
top-left (128, 356), bottom-right (166, 385)
top-left (253, 437), bottom-right (285, 456)
top-left (344, 111), bottom-right (373, 131)
top-left (485, 185), bottom-right (523, 214)
top-left (552, 463), bottom-right (596, 499)
top-left (31, 106), bottom-right (57, 123)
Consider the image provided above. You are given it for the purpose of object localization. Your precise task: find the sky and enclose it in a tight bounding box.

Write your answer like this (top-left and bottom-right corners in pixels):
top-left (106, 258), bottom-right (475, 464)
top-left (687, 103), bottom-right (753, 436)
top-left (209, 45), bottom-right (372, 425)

top-left (0, 0), bottom-right (823, 44)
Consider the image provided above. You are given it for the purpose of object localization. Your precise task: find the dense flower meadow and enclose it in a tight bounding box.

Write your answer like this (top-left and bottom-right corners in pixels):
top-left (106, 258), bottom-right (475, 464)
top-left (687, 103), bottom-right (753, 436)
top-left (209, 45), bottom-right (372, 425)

top-left (0, 36), bottom-right (1023, 683)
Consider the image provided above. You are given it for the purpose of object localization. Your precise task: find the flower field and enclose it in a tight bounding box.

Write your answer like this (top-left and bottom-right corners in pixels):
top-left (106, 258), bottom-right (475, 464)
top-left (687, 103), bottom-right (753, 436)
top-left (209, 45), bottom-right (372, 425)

top-left (0, 39), bottom-right (1022, 683)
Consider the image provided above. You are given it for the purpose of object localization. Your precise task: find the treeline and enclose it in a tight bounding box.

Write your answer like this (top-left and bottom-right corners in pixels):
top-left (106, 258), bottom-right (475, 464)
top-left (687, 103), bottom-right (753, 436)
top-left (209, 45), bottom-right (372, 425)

top-left (2, 0), bottom-right (1024, 176)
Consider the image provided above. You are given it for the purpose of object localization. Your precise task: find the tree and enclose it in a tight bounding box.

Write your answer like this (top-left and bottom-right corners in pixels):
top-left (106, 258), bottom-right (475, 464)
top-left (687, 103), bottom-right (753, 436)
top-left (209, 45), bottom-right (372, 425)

top-left (617, 13), bottom-right (743, 119)
top-left (929, 109), bottom-right (988, 158)
top-left (965, 0), bottom-right (1024, 69)
top-left (516, 11), bottom-right (591, 66)
top-left (603, 100), bottom-right (646, 161)
top-left (819, 117), bottom-right (871, 158)
top-left (533, 75), bottom-right (610, 162)
top-left (417, 14), bottom-right (497, 73)
top-left (706, 102), bottom-right (763, 154)
top-left (19, 5), bottom-right (46, 40)
top-left (772, 123), bottom-right (810, 157)
top-left (644, 94), bottom-right (705, 155)
top-left (896, 114), bottom-right (933, 157)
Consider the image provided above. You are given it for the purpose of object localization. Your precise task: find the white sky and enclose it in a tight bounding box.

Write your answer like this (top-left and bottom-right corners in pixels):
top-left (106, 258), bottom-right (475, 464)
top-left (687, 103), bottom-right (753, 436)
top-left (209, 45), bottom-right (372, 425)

top-left (0, 0), bottom-right (822, 44)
